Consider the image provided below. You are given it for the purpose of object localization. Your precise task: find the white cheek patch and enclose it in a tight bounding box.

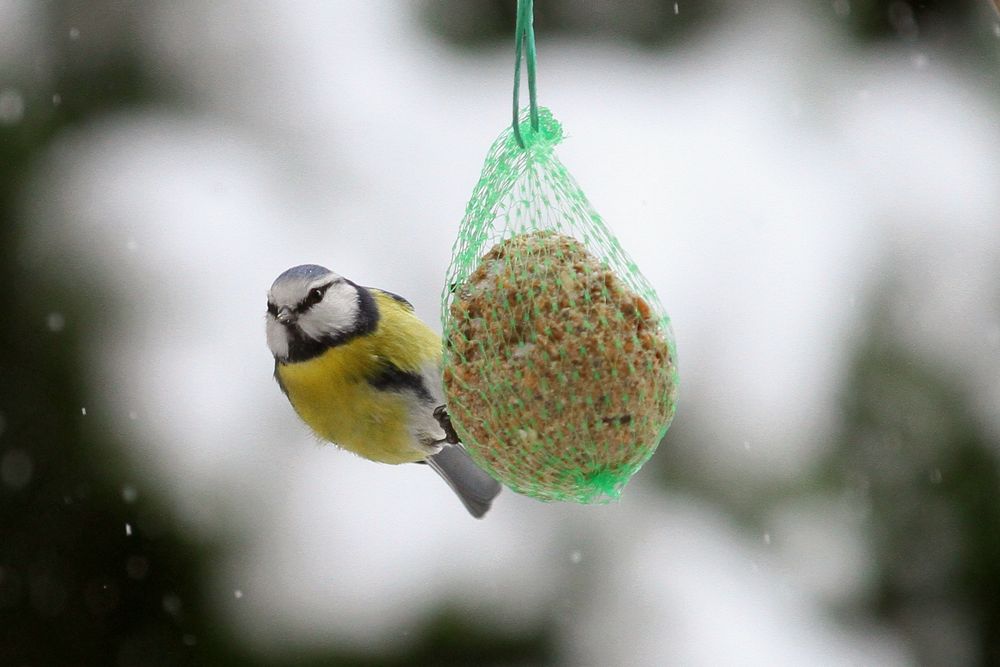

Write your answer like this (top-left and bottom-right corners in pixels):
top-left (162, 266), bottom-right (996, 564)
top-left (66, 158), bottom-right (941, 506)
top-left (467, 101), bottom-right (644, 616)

top-left (297, 284), bottom-right (360, 341)
top-left (265, 317), bottom-right (289, 359)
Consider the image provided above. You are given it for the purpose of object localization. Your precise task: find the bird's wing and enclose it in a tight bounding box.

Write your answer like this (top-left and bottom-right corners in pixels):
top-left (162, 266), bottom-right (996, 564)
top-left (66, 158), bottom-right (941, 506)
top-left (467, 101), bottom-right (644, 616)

top-left (365, 287), bottom-right (444, 410)
top-left (369, 288), bottom-right (414, 312)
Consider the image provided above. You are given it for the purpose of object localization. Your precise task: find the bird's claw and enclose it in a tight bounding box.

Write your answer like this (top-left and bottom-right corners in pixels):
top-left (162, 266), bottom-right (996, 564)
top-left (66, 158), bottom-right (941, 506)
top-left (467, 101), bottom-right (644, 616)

top-left (433, 405), bottom-right (460, 444)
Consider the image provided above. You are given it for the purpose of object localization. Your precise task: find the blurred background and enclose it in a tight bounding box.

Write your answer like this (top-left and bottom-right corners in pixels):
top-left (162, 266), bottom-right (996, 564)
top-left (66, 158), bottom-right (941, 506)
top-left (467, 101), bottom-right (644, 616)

top-left (1, 1), bottom-right (999, 665)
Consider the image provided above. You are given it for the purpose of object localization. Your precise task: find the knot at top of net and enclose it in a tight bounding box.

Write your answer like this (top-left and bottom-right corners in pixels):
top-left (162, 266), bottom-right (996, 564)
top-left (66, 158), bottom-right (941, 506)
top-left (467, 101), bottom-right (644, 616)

top-left (511, 107), bottom-right (562, 153)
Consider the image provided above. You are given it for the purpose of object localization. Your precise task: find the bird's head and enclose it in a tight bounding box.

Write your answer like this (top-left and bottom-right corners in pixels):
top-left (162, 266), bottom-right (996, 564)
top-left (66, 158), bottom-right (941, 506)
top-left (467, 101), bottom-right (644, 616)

top-left (266, 264), bottom-right (377, 362)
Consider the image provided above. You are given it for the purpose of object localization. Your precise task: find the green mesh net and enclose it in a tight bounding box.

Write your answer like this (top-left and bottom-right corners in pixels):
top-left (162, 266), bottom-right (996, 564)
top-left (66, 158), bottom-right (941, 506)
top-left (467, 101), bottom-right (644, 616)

top-left (440, 107), bottom-right (679, 503)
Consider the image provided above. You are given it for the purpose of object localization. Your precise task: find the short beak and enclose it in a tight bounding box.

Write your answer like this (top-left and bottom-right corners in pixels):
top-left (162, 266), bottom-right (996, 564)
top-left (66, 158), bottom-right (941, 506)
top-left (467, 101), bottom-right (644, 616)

top-left (276, 306), bottom-right (295, 325)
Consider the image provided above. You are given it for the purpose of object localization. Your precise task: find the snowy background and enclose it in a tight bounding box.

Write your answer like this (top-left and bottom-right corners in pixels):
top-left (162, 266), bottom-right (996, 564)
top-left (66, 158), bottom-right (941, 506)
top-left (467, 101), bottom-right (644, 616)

top-left (2, 1), bottom-right (1000, 665)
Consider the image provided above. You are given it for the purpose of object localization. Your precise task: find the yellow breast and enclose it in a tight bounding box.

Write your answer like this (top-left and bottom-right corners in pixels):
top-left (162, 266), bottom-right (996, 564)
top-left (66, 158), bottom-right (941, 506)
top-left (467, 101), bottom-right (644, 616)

top-left (275, 291), bottom-right (442, 464)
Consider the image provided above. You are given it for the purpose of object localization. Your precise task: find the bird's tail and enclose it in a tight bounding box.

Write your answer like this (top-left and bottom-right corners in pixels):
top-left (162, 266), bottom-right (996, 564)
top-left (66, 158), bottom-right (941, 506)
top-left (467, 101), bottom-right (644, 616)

top-left (426, 445), bottom-right (502, 518)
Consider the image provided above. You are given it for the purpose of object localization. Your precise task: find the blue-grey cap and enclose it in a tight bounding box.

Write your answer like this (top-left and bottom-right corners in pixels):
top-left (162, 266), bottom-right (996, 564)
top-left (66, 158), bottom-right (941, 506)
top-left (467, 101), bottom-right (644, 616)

top-left (271, 264), bottom-right (332, 289)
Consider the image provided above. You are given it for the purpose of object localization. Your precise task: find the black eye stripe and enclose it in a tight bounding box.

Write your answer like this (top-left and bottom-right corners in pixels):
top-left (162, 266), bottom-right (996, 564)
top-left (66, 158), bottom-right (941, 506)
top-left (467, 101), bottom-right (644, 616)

top-left (266, 301), bottom-right (278, 316)
top-left (296, 281), bottom-right (335, 313)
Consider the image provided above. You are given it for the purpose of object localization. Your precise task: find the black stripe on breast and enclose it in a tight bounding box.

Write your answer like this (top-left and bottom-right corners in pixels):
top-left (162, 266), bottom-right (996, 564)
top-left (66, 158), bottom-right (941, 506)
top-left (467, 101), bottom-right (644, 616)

top-left (367, 361), bottom-right (433, 403)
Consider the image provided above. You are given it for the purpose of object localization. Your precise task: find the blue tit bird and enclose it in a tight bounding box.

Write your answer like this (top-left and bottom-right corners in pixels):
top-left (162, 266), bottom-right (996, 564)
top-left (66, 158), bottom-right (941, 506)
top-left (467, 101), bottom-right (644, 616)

top-left (265, 264), bottom-right (501, 518)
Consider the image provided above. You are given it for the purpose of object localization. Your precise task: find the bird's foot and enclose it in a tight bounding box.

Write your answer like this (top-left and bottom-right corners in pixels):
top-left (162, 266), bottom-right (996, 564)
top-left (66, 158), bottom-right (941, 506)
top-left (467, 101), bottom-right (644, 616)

top-left (433, 405), bottom-right (460, 445)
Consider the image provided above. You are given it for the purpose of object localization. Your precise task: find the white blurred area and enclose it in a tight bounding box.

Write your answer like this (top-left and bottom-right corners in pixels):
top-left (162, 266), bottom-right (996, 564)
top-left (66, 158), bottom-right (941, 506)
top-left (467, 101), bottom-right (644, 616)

top-left (11, 0), bottom-right (1000, 663)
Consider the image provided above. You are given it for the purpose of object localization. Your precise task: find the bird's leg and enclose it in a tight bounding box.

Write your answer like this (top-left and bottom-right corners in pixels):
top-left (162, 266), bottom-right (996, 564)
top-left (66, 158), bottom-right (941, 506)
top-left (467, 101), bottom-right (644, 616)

top-left (433, 405), bottom-right (460, 445)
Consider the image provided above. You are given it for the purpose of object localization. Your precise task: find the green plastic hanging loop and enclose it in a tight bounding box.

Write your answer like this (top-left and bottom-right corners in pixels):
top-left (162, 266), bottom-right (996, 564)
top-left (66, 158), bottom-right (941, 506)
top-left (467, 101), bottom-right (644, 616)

top-left (512, 0), bottom-right (540, 149)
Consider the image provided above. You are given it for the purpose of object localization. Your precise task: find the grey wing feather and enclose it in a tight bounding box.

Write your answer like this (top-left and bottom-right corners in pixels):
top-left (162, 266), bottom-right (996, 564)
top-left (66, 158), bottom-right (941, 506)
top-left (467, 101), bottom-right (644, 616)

top-left (425, 445), bottom-right (501, 519)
